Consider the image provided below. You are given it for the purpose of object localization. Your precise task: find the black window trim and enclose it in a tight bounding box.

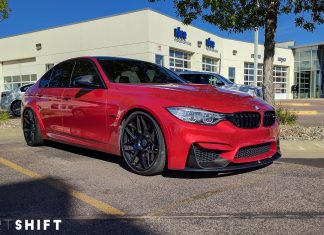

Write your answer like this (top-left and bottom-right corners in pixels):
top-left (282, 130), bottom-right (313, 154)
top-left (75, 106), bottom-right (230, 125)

top-left (38, 67), bottom-right (54, 88)
top-left (70, 58), bottom-right (107, 89)
top-left (38, 58), bottom-right (107, 89)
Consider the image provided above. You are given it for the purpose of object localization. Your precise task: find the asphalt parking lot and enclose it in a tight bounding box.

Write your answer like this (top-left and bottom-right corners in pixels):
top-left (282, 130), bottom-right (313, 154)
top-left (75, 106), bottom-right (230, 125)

top-left (0, 127), bottom-right (323, 234)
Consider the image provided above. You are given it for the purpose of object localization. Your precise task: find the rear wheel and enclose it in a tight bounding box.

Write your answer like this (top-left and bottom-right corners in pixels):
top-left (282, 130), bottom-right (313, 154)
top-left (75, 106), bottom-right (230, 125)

top-left (11, 100), bottom-right (22, 117)
top-left (23, 108), bottom-right (43, 146)
top-left (121, 111), bottom-right (166, 175)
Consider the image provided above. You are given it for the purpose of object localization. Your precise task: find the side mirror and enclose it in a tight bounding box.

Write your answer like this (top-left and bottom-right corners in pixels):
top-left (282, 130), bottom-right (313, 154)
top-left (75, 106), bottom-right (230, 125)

top-left (74, 75), bottom-right (103, 88)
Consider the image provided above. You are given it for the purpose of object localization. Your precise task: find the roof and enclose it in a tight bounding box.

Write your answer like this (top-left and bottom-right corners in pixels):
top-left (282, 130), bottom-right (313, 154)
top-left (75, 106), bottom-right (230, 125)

top-left (0, 8), bottom-right (275, 47)
top-left (0, 8), bottom-right (319, 49)
top-left (291, 42), bottom-right (324, 49)
top-left (177, 71), bottom-right (219, 75)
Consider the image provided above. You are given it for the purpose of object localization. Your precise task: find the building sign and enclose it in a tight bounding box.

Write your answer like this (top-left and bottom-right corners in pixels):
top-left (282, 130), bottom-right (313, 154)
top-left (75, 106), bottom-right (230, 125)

top-left (174, 27), bottom-right (187, 40)
top-left (278, 57), bottom-right (286, 63)
top-left (205, 38), bottom-right (218, 53)
top-left (205, 38), bottom-right (215, 49)
top-left (174, 27), bottom-right (191, 46)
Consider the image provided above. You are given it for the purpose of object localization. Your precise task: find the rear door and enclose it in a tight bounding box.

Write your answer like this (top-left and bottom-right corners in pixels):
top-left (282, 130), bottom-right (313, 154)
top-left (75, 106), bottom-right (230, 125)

top-left (37, 61), bottom-right (74, 134)
top-left (61, 59), bottom-right (108, 144)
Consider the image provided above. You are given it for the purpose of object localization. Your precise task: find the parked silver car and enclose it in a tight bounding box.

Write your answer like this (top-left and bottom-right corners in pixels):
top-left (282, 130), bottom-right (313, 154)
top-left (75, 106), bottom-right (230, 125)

top-left (178, 71), bottom-right (263, 99)
top-left (0, 84), bottom-right (34, 117)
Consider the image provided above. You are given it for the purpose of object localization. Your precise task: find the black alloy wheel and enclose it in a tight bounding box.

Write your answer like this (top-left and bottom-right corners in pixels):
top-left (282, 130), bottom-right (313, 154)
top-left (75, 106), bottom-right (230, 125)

top-left (11, 100), bottom-right (22, 117)
top-left (121, 111), bottom-right (166, 175)
top-left (23, 108), bottom-right (43, 146)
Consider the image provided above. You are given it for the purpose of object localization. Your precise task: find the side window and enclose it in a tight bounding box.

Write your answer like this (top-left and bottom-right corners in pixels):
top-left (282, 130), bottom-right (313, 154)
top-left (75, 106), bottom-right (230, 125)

top-left (70, 60), bottom-right (103, 88)
top-left (213, 75), bottom-right (225, 86)
top-left (48, 61), bottom-right (74, 88)
top-left (179, 74), bottom-right (194, 83)
top-left (39, 70), bottom-right (53, 88)
top-left (200, 75), bottom-right (214, 85)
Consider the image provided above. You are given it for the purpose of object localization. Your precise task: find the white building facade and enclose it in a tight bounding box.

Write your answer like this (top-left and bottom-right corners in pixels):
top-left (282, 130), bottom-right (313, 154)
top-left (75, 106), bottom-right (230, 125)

top-left (0, 9), bottom-right (299, 99)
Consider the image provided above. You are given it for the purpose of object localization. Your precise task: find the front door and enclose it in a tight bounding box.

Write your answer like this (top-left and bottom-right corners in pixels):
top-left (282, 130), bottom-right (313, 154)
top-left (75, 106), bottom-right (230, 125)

top-left (37, 61), bottom-right (74, 134)
top-left (61, 59), bottom-right (108, 145)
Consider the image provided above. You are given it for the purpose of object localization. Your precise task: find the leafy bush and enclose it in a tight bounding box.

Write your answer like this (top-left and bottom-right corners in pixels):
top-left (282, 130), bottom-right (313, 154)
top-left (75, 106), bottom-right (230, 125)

top-left (276, 106), bottom-right (298, 125)
top-left (0, 111), bottom-right (10, 121)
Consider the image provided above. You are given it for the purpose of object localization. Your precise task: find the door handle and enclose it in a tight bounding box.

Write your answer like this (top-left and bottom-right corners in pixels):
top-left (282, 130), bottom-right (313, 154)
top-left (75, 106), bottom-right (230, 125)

top-left (62, 97), bottom-right (71, 101)
top-left (36, 94), bottom-right (43, 98)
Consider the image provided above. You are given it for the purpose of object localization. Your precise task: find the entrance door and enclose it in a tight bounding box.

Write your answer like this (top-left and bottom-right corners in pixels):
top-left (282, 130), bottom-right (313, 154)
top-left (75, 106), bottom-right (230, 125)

top-left (298, 71), bottom-right (311, 98)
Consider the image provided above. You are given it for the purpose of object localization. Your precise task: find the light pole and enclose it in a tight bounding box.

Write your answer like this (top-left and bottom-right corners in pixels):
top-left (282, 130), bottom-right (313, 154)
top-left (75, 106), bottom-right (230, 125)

top-left (254, 28), bottom-right (258, 87)
top-left (253, 0), bottom-right (259, 87)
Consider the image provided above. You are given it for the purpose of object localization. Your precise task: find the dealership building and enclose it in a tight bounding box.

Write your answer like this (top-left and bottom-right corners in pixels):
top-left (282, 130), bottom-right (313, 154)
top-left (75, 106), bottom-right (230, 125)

top-left (0, 9), bottom-right (323, 99)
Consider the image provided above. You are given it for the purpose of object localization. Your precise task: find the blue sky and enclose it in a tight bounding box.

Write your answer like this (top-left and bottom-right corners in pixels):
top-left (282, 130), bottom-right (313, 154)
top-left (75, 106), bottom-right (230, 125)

top-left (0, 0), bottom-right (323, 45)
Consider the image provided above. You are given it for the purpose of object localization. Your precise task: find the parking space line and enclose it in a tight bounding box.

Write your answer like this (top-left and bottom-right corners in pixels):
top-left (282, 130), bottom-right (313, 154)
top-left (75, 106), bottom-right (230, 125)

top-left (314, 143), bottom-right (324, 149)
top-left (292, 111), bottom-right (319, 115)
top-left (298, 146), bottom-right (306, 151)
top-left (0, 156), bottom-right (125, 216)
top-left (147, 174), bottom-right (268, 217)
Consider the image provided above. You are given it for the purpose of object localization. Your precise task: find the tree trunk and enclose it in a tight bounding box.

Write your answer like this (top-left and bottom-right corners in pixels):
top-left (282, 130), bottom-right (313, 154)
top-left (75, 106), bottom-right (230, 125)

top-left (262, 0), bottom-right (280, 106)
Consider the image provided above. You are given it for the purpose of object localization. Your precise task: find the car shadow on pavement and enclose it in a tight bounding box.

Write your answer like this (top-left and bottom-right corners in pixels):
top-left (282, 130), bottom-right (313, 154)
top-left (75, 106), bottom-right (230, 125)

top-left (43, 140), bottom-right (271, 179)
top-left (279, 158), bottom-right (324, 169)
top-left (0, 177), bottom-right (154, 234)
top-left (44, 140), bottom-right (131, 172)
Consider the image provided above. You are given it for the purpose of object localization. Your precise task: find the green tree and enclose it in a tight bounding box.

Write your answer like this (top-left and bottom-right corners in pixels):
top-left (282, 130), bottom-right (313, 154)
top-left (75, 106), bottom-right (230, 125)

top-left (0, 0), bottom-right (10, 21)
top-left (149, 0), bottom-right (323, 106)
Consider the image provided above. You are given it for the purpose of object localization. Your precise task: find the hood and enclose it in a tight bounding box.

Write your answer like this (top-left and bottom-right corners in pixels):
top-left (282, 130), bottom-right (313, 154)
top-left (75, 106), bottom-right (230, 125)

top-left (222, 84), bottom-right (263, 98)
top-left (116, 83), bottom-right (273, 113)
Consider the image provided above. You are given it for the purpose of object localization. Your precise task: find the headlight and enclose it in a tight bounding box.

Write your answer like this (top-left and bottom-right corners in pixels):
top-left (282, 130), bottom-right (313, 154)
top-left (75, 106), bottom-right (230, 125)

top-left (166, 107), bottom-right (226, 125)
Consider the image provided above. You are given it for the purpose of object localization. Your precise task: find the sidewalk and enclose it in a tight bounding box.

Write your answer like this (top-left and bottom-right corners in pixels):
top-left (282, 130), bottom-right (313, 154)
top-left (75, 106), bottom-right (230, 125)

top-left (281, 140), bottom-right (324, 158)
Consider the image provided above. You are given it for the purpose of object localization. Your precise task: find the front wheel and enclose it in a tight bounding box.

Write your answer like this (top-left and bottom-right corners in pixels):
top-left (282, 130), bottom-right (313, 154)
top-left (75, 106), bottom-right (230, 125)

top-left (121, 111), bottom-right (166, 175)
top-left (23, 108), bottom-right (43, 146)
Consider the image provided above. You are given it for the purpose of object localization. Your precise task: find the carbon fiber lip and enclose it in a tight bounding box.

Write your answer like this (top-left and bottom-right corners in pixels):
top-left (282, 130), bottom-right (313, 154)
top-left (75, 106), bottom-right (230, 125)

top-left (183, 152), bottom-right (281, 172)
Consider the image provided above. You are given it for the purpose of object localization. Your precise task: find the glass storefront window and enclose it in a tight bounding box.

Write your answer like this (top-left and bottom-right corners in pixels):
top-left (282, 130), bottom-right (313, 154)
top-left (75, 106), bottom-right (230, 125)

top-left (300, 51), bottom-right (311, 61)
top-left (243, 62), bottom-right (263, 87)
top-left (244, 63), bottom-right (288, 93)
top-left (294, 47), bottom-right (324, 98)
top-left (273, 66), bottom-right (288, 94)
top-left (202, 56), bottom-right (217, 72)
top-left (169, 49), bottom-right (191, 72)
top-left (300, 61), bottom-right (311, 70)
top-left (3, 74), bottom-right (37, 91)
top-left (294, 61), bottom-right (299, 71)
top-left (228, 67), bottom-right (235, 82)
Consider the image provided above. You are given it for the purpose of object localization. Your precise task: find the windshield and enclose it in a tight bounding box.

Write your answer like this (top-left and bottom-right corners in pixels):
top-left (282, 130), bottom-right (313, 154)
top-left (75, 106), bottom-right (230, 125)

top-left (216, 74), bottom-right (234, 85)
top-left (98, 59), bottom-right (186, 84)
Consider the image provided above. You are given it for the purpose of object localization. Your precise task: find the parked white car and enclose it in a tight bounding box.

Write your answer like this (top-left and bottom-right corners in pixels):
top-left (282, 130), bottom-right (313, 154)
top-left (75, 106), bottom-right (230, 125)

top-left (0, 84), bottom-right (34, 117)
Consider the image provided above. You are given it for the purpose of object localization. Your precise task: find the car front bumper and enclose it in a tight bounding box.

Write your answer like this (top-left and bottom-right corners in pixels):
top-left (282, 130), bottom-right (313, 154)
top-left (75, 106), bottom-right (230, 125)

top-left (162, 117), bottom-right (280, 171)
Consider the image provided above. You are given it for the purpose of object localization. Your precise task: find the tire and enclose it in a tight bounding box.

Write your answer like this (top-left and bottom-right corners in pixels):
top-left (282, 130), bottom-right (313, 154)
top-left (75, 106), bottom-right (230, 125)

top-left (120, 111), bottom-right (166, 176)
top-left (22, 108), bottom-right (43, 146)
top-left (11, 100), bottom-right (22, 117)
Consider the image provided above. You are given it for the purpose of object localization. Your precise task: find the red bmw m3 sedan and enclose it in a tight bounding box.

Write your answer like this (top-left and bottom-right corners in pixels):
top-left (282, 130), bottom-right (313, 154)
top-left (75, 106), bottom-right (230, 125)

top-left (22, 57), bottom-right (280, 175)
